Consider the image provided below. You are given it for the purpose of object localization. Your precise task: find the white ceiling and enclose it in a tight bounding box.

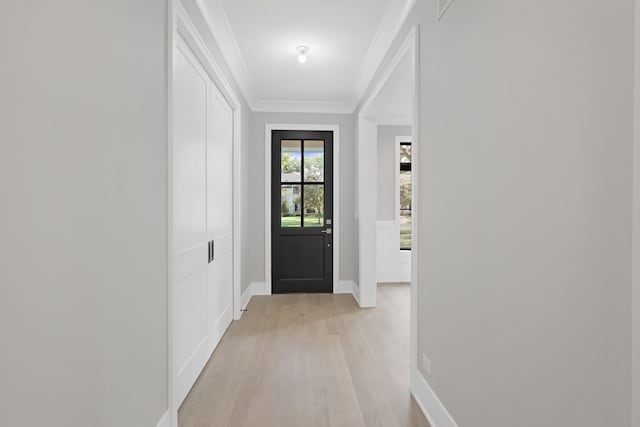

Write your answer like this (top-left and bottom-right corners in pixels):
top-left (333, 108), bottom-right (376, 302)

top-left (200, 0), bottom-right (415, 113)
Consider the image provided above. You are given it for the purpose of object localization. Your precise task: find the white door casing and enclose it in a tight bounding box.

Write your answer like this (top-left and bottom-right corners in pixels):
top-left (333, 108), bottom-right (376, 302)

top-left (264, 124), bottom-right (340, 296)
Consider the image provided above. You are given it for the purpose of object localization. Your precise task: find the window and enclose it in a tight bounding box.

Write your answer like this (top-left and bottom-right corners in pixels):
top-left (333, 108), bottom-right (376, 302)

top-left (399, 142), bottom-right (412, 250)
top-left (280, 139), bottom-right (325, 227)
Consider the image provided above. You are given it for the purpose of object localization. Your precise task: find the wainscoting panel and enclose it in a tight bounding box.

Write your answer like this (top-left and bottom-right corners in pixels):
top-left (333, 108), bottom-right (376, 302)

top-left (376, 220), bottom-right (411, 283)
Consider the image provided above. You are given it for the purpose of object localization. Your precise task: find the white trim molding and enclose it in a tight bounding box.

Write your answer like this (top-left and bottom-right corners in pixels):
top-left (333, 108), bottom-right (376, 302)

top-left (253, 99), bottom-right (353, 114)
top-left (351, 281), bottom-right (361, 306)
top-left (334, 280), bottom-right (355, 294)
top-left (412, 372), bottom-right (459, 427)
top-left (352, 0), bottom-right (416, 108)
top-left (155, 411), bottom-right (170, 427)
top-left (358, 24), bottom-right (422, 424)
top-left (249, 282), bottom-right (269, 296)
top-left (437, 0), bottom-right (455, 21)
top-left (194, 0), bottom-right (255, 106)
top-left (356, 28), bottom-right (418, 308)
top-left (335, 280), bottom-right (361, 305)
top-left (240, 284), bottom-right (253, 313)
top-left (191, 0), bottom-right (415, 114)
top-left (239, 282), bottom-right (271, 315)
top-left (264, 124), bottom-right (341, 296)
top-left (167, 1), bottom-right (176, 426)
top-left (409, 26), bottom-right (421, 427)
top-left (358, 26), bottom-right (416, 115)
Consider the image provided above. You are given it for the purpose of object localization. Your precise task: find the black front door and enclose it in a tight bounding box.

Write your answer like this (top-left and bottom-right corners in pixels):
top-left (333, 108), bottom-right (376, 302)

top-left (272, 130), bottom-right (333, 294)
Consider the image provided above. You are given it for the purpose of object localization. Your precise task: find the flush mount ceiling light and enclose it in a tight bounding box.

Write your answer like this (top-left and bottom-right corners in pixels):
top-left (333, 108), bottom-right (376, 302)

top-left (297, 45), bottom-right (309, 63)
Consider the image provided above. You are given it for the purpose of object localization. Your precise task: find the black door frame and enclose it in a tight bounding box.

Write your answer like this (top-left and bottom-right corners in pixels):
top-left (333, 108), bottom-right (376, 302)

top-left (271, 129), bottom-right (334, 294)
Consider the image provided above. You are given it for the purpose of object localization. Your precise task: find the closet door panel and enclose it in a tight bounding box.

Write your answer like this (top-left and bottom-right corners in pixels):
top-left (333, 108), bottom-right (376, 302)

top-left (172, 34), bottom-right (210, 408)
top-left (206, 85), bottom-right (234, 351)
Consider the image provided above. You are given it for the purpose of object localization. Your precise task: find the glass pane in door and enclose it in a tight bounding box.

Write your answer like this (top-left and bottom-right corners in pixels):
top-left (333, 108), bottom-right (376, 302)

top-left (303, 184), bottom-right (324, 227)
top-left (281, 184), bottom-right (301, 227)
top-left (281, 140), bottom-right (301, 182)
top-left (303, 140), bottom-right (324, 182)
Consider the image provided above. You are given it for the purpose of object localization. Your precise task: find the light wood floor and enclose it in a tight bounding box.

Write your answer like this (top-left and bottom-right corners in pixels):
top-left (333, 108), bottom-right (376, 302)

top-left (178, 283), bottom-right (430, 427)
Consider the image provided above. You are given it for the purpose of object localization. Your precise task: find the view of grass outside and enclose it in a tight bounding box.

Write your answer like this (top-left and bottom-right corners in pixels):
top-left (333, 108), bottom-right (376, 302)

top-left (281, 215), bottom-right (301, 227)
top-left (304, 213), bottom-right (324, 227)
top-left (281, 213), bottom-right (325, 228)
top-left (280, 140), bottom-right (325, 228)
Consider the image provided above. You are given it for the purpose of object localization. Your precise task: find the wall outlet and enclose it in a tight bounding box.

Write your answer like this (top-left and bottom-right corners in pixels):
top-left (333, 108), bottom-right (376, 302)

top-left (421, 354), bottom-right (432, 377)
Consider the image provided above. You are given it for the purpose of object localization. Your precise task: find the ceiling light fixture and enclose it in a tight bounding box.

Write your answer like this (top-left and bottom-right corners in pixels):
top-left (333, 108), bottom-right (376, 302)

top-left (297, 45), bottom-right (309, 63)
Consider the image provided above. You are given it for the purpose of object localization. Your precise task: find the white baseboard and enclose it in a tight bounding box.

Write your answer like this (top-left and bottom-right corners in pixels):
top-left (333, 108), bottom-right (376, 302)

top-left (377, 270), bottom-right (411, 283)
top-left (412, 370), bottom-right (458, 427)
top-left (242, 281), bottom-right (362, 311)
top-left (251, 282), bottom-right (268, 295)
top-left (155, 410), bottom-right (170, 427)
top-left (335, 280), bottom-right (355, 294)
top-left (238, 282), bottom-right (267, 317)
top-left (210, 305), bottom-right (232, 351)
top-left (352, 282), bottom-right (361, 306)
top-left (240, 284), bottom-right (253, 312)
top-left (335, 280), bottom-right (360, 306)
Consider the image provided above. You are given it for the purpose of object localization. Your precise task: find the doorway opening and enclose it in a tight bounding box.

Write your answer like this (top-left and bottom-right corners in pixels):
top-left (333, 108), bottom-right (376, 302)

top-left (271, 130), bottom-right (334, 293)
top-left (356, 26), bottom-right (419, 389)
top-left (264, 124), bottom-right (341, 296)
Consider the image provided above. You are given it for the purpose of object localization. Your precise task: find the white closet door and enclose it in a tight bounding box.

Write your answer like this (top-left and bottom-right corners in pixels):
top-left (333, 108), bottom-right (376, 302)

top-left (172, 34), bottom-right (210, 408)
top-left (206, 85), bottom-right (234, 353)
top-left (172, 32), bottom-right (235, 409)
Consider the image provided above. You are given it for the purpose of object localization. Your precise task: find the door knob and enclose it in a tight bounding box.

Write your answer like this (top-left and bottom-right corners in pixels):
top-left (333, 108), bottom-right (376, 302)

top-left (321, 229), bottom-right (332, 234)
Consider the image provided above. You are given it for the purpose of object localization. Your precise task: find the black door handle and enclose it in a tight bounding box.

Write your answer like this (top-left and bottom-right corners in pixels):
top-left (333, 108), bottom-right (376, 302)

top-left (208, 240), bottom-right (215, 263)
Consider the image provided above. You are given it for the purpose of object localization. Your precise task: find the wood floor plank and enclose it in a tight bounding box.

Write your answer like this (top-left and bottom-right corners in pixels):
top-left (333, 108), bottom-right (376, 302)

top-left (178, 284), bottom-right (430, 427)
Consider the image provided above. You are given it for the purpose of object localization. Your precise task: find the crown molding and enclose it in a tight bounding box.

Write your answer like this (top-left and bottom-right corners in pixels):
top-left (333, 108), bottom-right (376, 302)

top-left (253, 99), bottom-right (355, 114)
top-left (194, 0), bottom-right (256, 106)
top-left (437, 0), bottom-right (455, 21)
top-left (351, 0), bottom-right (416, 108)
top-left (192, 0), bottom-right (414, 115)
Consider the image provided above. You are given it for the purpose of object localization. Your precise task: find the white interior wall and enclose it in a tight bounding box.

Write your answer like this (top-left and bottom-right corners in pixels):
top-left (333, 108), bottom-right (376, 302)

top-left (417, 1), bottom-right (633, 426)
top-left (633, 0), bottom-right (640, 424)
top-left (361, 0), bottom-right (635, 426)
top-left (2, 1), bottom-right (638, 426)
top-left (356, 118), bottom-right (379, 306)
top-left (248, 112), bottom-right (357, 287)
top-left (0, 1), bottom-right (169, 426)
